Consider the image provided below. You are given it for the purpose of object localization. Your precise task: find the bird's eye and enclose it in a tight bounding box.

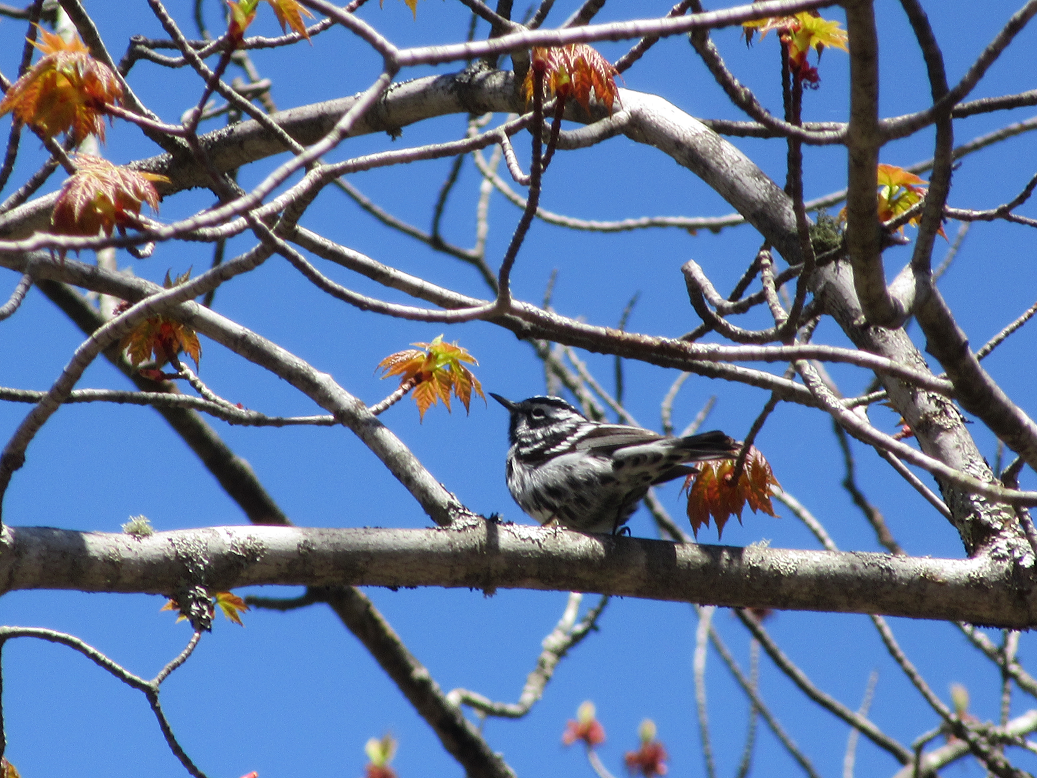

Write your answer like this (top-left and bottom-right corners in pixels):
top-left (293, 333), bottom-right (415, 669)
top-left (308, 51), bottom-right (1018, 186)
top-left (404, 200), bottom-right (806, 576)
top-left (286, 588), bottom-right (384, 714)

top-left (531, 407), bottom-right (546, 419)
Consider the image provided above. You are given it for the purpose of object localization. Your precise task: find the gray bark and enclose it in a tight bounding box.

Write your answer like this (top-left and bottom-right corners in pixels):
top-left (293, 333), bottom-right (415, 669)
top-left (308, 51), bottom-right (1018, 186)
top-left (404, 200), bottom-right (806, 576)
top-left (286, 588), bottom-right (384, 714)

top-left (2, 523), bottom-right (1034, 628)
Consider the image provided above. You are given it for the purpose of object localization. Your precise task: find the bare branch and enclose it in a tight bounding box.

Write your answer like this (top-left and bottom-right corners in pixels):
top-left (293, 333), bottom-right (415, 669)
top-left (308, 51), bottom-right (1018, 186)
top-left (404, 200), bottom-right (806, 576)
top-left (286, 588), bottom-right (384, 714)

top-left (881, 2), bottom-right (1037, 140)
top-left (708, 615), bottom-right (821, 778)
top-left (694, 605), bottom-right (719, 778)
top-left (734, 609), bottom-right (912, 763)
top-left (0, 272), bottom-right (30, 321)
top-left (447, 592), bottom-right (609, 718)
top-left (4, 524), bottom-right (1037, 627)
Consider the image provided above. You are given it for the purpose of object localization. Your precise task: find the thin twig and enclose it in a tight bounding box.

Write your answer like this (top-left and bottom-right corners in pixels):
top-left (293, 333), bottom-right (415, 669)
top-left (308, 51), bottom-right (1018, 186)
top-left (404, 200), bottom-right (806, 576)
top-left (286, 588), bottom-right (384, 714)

top-left (152, 631), bottom-right (203, 686)
top-left (958, 624), bottom-right (1037, 700)
top-left (496, 67), bottom-right (546, 306)
top-left (614, 292), bottom-right (640, 405)
top-left (0, 625), bottom-right (210, 777)
top-left (369, 378), bottom-right (418, 416)
top-left (693, 605), bottom-right (718, 778)
top-left (834, 422), bottom-right (906, 553)
top-left (447, 593), bottom-right (610, 718)
top-left (0, 273), bottom-right (31, 321)
top-left (933, 222), bottom-right (970, 281)
top-left (1000, 631), bottom-right (1019, 728)
top-left (975, 297), bottom-right (1037, 362)
top-left (734, 610), bottom-right (912, 763)
top-left (844, 671), bottom-right (879, 778)
top-left (0, 385), bottom-right (342, 427)
top-left (734, 638), bottom-right (760, 778)
top-left (708, 616), bottom-right (821, 778)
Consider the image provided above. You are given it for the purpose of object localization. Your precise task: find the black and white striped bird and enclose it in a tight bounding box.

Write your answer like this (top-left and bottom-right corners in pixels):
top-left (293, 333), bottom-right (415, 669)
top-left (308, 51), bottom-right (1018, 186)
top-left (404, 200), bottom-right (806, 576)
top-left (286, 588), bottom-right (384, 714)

top-left (490, 394), bottom-right (740, 534)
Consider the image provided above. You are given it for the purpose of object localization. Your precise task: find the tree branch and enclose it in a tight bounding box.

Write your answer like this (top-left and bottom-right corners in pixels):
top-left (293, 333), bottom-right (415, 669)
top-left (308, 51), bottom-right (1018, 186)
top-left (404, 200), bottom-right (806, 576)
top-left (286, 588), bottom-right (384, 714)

top-left (2, 524), bottom-right (1036, 628)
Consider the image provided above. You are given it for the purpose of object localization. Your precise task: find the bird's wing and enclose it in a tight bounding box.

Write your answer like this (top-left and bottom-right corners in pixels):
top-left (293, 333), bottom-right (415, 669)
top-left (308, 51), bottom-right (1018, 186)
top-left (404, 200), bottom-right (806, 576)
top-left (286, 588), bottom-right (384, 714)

top-left (572, 424), bottom-right (665, 454)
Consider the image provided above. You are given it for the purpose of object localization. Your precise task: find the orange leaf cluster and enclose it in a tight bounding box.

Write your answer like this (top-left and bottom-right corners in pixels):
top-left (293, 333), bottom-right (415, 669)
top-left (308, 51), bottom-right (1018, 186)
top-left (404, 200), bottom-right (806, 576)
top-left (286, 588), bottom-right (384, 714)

top-left (743, 12), bottom-right (847, 86)
top-left (119, 270), bottom-right (202, 374)
top-left (377, 335), bottom-right (484, 421)
top-left (52, 154), bottom-right (167, 238)
top-left (522, 43), bottom-right (620, 114)
top-left (684, 446), bottom-right (779, 538)
top-left (1, 758), bottom-right (21, 778)
top-left (877, 163), bottom-right (928, 224)
top-left (0, 27), bottom-right (123, 142)
top-left (161, 597), bottom-right (195, 622)
top-left (162, 590), bottom-right (248, 626)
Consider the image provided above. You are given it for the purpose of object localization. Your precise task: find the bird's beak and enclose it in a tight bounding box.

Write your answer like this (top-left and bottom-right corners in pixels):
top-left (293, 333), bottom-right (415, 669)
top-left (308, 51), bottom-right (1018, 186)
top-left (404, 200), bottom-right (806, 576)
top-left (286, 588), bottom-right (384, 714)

top-left (489, 393), bottom-right (516, 411)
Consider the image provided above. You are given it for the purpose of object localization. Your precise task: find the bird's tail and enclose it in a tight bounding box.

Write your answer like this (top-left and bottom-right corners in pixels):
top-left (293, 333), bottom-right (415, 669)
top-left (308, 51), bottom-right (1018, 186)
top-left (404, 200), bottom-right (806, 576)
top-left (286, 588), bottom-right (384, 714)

top-left (678, 430), bottom-right (742, 460)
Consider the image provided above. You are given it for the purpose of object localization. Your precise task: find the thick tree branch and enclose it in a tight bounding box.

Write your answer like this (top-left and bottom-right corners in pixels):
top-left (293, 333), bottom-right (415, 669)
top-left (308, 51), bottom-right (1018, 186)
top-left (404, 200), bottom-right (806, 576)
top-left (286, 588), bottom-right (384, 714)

top-left (810, 262), bottom-right (1023, 554)
top-left (843, 0), bottom-right (903, 326)
top-left (2, 524), bottom-right (1036, 628)
top-left (320, 585), bottom-right (517, 778)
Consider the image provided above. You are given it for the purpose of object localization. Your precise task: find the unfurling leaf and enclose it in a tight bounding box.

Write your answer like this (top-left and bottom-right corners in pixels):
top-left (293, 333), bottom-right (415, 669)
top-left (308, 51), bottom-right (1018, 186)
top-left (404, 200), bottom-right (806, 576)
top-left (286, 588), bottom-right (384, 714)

top-left (950, 682), bottom-right (970, 715)
top-left (0, 26), bottom-right (124, 142)
top-left (838, 164), bottom-right (947, 238)
top-left (215, 591), bottom-right (250, 626)
top-left (364, 734), bottom-right (398, 778)
top-left (944, 682), bottom-right (979, 744)
top-left (685, 446), bottom-right (779, 539)
top-left (877, 163), bottom-right (927, 220)
top-left (227, 0), bottom-right (260, 42)
top-left (119, 269), bottom-right (202, 373)
top-left (379, 0), bottom-right (422, 19)
top-left (52, 154), bottom-right (167, 239)
top-left (624, 719), bottom-right (668, 778)
top-left (265, 0), bottom-right (314, 40)
top-left (742, 12), bottom-right (847, 86)
top-left (160, 597), bottom-right (192, 623)
top-left (876, 163), bottom-right (947, 237)
top-left (163, 591), bottom-right (248, 626)
top-left (365, 734), bottom-right (397, 767)
top-left (522, 43), bottom-right (621, 114)
top-left (377, 335), bottom-right (485, 421)
top-left (562, 701), bottom-right (606, 748)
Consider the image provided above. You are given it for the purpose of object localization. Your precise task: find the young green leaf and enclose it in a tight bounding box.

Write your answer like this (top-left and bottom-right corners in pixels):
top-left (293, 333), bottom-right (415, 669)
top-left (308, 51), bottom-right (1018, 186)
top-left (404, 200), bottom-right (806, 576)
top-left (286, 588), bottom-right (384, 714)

top-left (377, 335), bottom-right (485, 420)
